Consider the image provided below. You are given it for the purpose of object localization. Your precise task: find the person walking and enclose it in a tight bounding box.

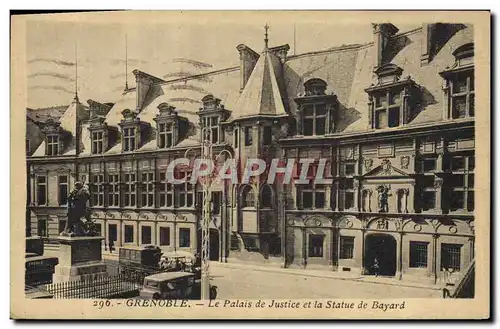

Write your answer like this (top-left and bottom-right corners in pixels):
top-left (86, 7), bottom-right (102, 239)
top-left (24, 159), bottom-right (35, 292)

top-left (373, 257), bottom-right (380, 277)
top-left (109, 240), bottom-right (114, 253)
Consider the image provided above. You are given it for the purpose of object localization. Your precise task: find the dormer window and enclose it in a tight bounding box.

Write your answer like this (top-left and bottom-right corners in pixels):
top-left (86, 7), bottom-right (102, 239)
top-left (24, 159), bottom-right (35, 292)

top-left (123, 127), bottom-right (137, 151)
top-left (87, 100), bottom-right (115, 155)
top-left (154, 103), bottom-right (189, 149)
top-left (294, 78), bottom-right (338, 136)
top-left (41, 118), bottom-right (66, 156)
top-left (118, 109), bottom-right (150, 152)
top-left (197, 95), bottom-right (231, 145)
top-left (440, 43), bottom-right (474, 119)
top-left (47, 134), bottom-right (60, 156)
top-left (365, 64), bottom-right (419, 129)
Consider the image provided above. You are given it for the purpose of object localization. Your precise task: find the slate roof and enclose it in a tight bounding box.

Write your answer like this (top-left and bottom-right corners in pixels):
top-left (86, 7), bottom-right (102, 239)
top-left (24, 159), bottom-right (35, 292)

top-left (28, 24), bottom-right (474, 157)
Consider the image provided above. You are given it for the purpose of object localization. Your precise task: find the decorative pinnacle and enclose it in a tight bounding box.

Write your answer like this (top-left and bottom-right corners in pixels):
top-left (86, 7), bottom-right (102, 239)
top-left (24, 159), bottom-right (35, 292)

top-left (264, 23), bottom-right (269, 50)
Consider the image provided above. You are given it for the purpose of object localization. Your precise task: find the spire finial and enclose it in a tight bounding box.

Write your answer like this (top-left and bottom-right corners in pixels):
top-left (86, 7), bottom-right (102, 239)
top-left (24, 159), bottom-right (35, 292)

top-left (264, 23), bottom-right (269, 50)
top-left (74, 41), bottom-right (79, 102)
top-left (124, 34), bottom-right (129, 91)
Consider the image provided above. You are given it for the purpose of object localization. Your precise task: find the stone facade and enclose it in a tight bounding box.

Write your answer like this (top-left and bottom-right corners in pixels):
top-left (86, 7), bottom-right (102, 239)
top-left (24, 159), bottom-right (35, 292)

top-left (26, 23), bottom-right (475, 283)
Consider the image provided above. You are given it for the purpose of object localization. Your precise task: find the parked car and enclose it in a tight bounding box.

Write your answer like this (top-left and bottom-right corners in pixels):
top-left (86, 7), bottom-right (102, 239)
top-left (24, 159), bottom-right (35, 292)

top-left (139, 272), bottom-right (197, 300)
top-left (119, 245), bottom-right (163, 279)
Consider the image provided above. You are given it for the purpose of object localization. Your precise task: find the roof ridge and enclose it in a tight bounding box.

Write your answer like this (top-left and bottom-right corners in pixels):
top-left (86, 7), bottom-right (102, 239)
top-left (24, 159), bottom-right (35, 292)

top-left (154, 66), bottom-right (239, 87)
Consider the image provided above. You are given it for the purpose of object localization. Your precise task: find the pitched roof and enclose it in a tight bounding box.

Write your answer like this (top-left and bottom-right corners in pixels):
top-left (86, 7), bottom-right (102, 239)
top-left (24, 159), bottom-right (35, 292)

top-left (26, 105), bottom-right (67, 123)
top-left (232, 50), bottom-right (287, 120)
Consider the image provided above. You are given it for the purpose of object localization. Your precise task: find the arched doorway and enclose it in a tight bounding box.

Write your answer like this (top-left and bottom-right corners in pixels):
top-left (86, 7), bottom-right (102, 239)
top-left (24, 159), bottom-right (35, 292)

top-left (365, 234), bottom-right (397, 276)
top-left (197, 229), bottom-right (220, 261)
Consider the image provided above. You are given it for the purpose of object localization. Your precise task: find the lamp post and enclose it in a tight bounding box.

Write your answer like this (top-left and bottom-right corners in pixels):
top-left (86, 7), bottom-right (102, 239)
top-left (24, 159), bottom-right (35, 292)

top-left (184, 137), bottom-right (212, 300)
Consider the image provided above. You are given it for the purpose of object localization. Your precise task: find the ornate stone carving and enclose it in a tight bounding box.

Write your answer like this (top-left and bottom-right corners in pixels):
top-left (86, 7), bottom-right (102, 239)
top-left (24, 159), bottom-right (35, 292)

top-left (377, 185), bottom-right (391, 213)
top-left (353, 180), bottom-right (359, 188)
top-left (345, 219), bottom-right (353, 228)
top-left (400, 156), bottom-right (410, 169)
top-left (413, 223), bottom-right (422, 232)
top-left (394, 219), bottom-right (402, 231)
top-left (449, 226), bottom-right (458, 234)
top-left (364, 158), bottom-right (374, 171)
top-left (381, 159), bottom-right (392, 175)
top-left (376, 218), bottom-right (388, 230)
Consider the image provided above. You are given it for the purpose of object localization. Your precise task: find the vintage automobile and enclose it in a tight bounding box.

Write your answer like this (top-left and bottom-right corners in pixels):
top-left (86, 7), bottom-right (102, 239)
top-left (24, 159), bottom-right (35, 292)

top-left (119, 245), bottom-right (163, 279)
top-left (139, 272), bottom-right (197, 300)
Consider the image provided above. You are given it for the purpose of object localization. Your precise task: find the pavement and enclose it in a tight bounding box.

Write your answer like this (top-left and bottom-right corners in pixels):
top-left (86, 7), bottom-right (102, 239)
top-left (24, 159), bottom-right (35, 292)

top-left (43, 245), bottom-right (442, 295)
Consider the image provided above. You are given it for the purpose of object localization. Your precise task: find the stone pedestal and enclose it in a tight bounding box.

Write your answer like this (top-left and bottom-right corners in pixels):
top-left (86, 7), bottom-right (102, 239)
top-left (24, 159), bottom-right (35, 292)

top-left (54, 236), bottom-right (108, 282)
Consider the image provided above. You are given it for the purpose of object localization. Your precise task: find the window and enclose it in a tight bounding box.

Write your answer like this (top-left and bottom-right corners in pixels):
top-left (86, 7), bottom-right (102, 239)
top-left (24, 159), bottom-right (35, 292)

top-left (441, 243), bottom-right (461, 271)
top-left (344, 163), bottom-right (356, 176)
top-left (91, 174), bottom-right (104, 207)
top-left (263, 126), bottom-right (272, 145)
top-left (308, 235), bottom-right (324, 257)
top-left (58, 220), bottom-right (66, 234)
top-left (47, 134), bottom-right (59, 155)
top-left (202, 116), bottom-right (220, 144)
top-left (179, 228), bottom-right (191, 248)
top-left (36, 175), bottom-right (47, 205)
top-left (244, 127), bottom-right (253, 146)
top-left (57, 175), bottom-right (69, 206)
top-left (421, 176), bottom-right (436, 211)
top-left (260, 185), bottom-right (273, 208)
top-left (242, 185), bottom-right (255, 208)
top-left (108, 174), bottom-right (120, 207)
top-left (124, 173), bottom-right (136, 207)
top-left (409, 241), bottom-right (428, 268)
top-left (159, 172), bottom-right (174, 207)
top-left (178, 183), bottom-right (194, 208)
top-left (158, 122), bottom-right (173, 148)
top-left (37, 219), bottom-right (47, 237)
top-left (302, 103), bottom-right (327, 136)
top-left (299, 184), bottom-right (325, 209)
top-left (92, 131), bottom-right (104, 154)
top-left (421, 157), bottom-right (437, 173)
top-left (159, 227), bottom-right (171, 246)
top-left (342, 179), bottom-right (355, 210)
top-left (374, 90), bottom-right (402, 128)
top-left (95, 223), bottom-right (102, 236)
top-left (124, 225), bottom-right (134, 243)
top-left (340, 236), bottom-right (354, 259)
top-left (233, 129), bottom-right (239, 148)
top-left (449, 155), bottom-right (474, 212)
top-left (141, 226), bottom-right (152, 245)
top-left (123, 127), bottom-right (136, 151)
top-left (211, 191), bottom-right (222, 215)
top-left (141, 172), bottom-right (155, 207)
top-left (450, 72), bottom-right (474, 119)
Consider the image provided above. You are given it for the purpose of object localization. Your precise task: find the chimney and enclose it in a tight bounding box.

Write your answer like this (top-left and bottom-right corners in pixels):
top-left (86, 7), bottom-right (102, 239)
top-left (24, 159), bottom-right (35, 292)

top-left (372, 23), bottom-right (399, 69)
top-left (421, 24), bottom-right (440, 65)
top-left (236, 44), bottom-right (260, 91)
top-left (133, 70), bottom-right (165, 111)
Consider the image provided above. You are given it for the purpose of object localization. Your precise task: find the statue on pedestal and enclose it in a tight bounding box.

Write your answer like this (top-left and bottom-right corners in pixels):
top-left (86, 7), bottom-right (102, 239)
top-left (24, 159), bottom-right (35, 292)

top-left (61, 181), bottom-right (97, 237)
top-left (377, 185), bottom-right (391, 213)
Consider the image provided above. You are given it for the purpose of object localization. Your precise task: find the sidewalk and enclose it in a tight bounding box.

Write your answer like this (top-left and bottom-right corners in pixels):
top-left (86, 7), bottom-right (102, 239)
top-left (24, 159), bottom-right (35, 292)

top-left (213, 261), bottom-right (443, 291)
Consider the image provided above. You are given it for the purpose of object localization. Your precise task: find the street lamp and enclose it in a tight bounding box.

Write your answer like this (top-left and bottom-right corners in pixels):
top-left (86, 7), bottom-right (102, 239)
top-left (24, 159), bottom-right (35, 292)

top-left (184, 137), bottom-right (212, 300)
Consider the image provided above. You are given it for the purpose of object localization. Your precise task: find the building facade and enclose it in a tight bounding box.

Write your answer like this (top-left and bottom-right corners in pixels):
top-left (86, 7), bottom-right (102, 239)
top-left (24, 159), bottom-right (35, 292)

top-left (26, 23), bottom-right (475, 284)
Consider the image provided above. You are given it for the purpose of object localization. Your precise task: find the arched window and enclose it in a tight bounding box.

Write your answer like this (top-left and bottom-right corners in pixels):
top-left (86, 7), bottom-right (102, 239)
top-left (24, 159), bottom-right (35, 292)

top-left (241, 185), bottom-right (255, 208)
top-left (260, 184), bottom-right (273, 208)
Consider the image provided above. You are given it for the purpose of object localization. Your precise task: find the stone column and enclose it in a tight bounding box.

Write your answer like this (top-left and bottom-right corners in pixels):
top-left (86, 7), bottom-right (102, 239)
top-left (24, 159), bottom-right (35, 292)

top-left (432, 233), bottom-right (439, 284)
top-left (403, 188), bottom-right (409, 213)
top-left (397, 232), bottom-right (405, 280)
top-left (434, 177), bottom-right (444, 214)
top-left (325, 184), bottom-right (332, 209)
top-left (353, 180), bottom-right (360, 211)
top-left (408, 181), bottom-right (416, 213)
top-left (334, 181), bottom-right (340, 212)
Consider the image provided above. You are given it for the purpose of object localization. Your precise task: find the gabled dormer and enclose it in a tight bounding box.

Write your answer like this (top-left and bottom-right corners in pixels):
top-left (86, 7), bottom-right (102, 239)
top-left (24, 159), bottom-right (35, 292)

top-left (294, 78), bottom-right (338, 136)
top-left (40, 118), bottom-right (69, 156)
top-left (197, 95), bottom-right (231, 144)
top-left (118, 109), bottom-right (150, 152)
top-left (87, 100), bottom-right (116, 154)
top-left (365, 63), bottom-right (420, 129)
top-left (133, 69), bottom-right (165, 112)
top-left (153, 102), bottom-right (190, 149)
top-left (439, 43), bottom-right (474, 119)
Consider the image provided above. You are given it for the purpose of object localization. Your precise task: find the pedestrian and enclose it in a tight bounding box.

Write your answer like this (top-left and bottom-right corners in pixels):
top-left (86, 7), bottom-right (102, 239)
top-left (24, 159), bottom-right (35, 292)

top-left (373, 257), bottom-right (380, 277)
top-left (109, 240), bottom-right (114, 253)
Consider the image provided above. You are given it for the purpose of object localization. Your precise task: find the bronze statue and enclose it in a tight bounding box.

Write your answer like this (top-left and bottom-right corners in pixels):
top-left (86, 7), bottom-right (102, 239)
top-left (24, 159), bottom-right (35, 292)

top-left (61, 181), bottom-right (96, 237)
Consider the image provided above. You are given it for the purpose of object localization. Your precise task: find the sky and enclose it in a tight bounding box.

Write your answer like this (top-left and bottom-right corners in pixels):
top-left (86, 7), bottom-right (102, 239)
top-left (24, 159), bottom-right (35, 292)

top-left (25, 12), bottom-right (418, 109)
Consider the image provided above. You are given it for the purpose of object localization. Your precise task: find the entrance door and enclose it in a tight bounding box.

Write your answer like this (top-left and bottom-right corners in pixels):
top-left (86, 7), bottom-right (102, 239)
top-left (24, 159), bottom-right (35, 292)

top-left (108, 224), bottom-right (117, 242)
top-left (365, 234), bottom-right (397, 276)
